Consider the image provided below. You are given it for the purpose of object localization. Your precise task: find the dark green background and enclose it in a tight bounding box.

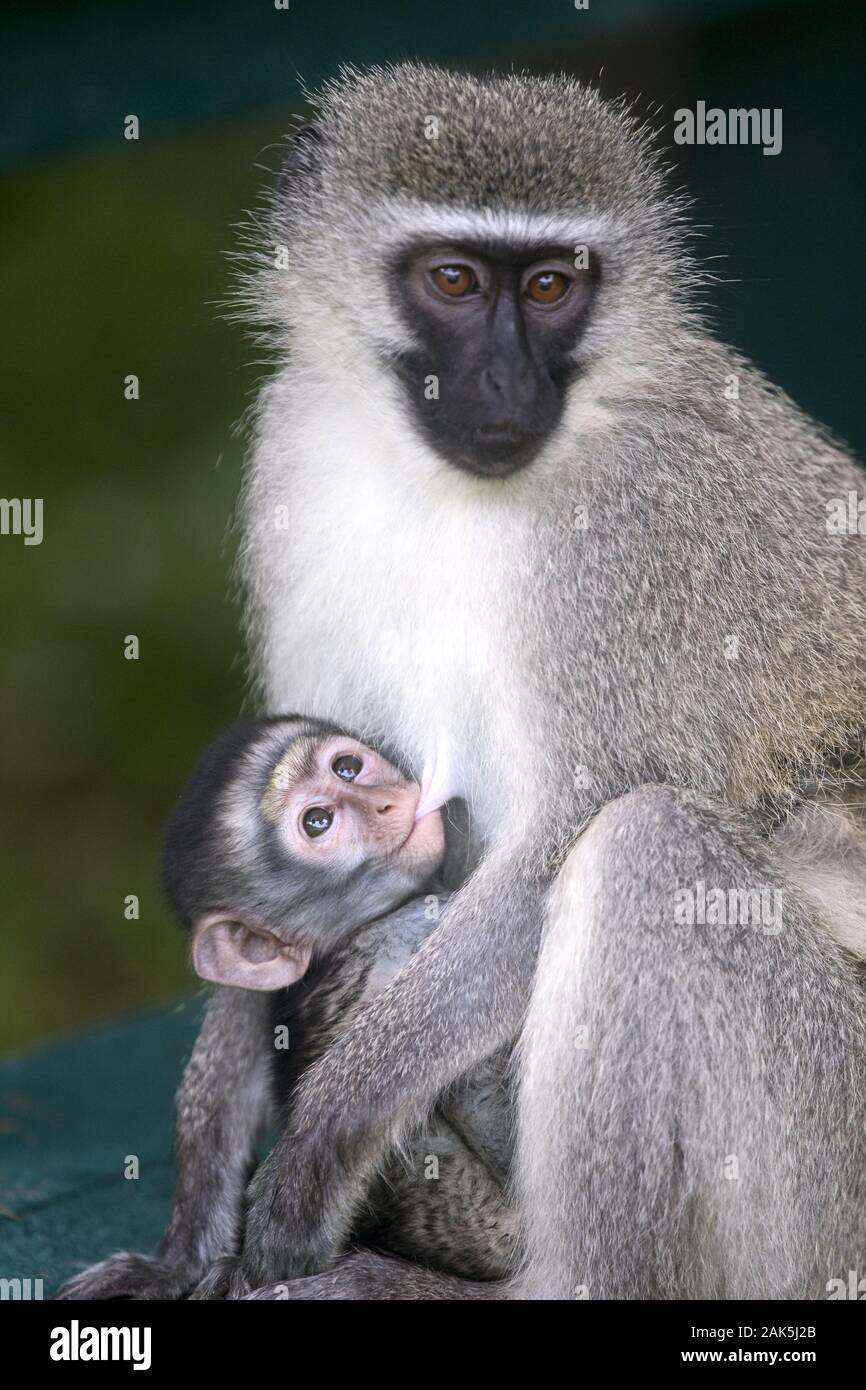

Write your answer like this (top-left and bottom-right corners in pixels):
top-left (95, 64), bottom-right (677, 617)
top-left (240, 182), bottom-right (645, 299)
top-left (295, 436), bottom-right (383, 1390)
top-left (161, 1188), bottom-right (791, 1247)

top-left (0, 0), bottom-right (863, 1050)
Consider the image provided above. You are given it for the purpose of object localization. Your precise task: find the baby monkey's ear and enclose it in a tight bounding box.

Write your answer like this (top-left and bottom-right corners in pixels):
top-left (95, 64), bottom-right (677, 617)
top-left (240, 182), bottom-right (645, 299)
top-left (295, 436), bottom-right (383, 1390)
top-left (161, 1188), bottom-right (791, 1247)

top-left (191, 913), bottom-right (312, 991)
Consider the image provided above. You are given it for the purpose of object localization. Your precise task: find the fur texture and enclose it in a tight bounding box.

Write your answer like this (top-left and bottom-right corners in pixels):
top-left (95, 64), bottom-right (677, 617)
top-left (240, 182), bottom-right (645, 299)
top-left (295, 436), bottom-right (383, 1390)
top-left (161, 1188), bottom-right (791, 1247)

top-left (61, 63), bottom-right (866, 1300)
top-left (233, 64), bottom-right (866, 1298)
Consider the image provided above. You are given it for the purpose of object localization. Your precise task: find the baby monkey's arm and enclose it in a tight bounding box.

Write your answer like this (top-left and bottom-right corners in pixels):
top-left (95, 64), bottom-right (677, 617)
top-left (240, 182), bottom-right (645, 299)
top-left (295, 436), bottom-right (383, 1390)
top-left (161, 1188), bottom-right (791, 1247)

top-left (56, 987), bottom-right (272, 1300)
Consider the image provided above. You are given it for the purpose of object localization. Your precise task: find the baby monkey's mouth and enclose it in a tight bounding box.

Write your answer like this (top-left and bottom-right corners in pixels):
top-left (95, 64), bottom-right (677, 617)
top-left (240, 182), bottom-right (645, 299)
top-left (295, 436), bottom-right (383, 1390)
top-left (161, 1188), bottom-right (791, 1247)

top-left (387, 801), bottom-right (446, 873)
top-left (394, 804), bottom-right (433, 852)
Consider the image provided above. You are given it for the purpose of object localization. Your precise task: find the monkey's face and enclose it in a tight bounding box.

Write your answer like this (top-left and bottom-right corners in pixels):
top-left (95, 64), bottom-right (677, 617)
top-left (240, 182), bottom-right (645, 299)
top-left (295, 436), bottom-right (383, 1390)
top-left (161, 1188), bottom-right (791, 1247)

top-left (391, 240), bottom-right (597, 479)
top-left (265, 734), bottom-right (444, 876)
top-left (189, 734), bottom-right (444, 995)
top-left (269, 68), bottom-right (690, 483)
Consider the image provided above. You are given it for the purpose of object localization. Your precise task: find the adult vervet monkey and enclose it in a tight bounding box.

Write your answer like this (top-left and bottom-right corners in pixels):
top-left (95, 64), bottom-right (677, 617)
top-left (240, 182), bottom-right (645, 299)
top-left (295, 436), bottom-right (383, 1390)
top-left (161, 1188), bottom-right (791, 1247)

top-left (234, 64), bottom-right (866, 1300)
top-left (227, 64), bottom-right (866, 1301)
top-left (68, 63), bottom-right (866, 1301)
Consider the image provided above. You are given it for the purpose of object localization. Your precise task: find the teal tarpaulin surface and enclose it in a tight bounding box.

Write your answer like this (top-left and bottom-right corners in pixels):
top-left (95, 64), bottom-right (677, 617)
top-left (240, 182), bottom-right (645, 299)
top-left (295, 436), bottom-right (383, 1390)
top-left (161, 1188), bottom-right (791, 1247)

top-left (0, 1001), bottom-right (203, 1295)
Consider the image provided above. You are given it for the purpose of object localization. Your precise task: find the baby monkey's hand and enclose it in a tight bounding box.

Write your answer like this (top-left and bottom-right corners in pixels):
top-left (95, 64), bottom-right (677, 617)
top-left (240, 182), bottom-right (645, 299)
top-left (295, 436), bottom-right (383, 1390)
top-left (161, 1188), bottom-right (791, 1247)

top-left (188, 1256), bottom-right (252, 1300)
top-left (55, 1250), bottom-right (199, 1301)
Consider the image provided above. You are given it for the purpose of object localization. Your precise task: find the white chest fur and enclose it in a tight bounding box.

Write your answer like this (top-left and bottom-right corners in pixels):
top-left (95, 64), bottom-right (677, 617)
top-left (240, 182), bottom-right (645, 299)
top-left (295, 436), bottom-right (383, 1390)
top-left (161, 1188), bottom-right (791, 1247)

top-left (253, 381), bottom-right (535, 837)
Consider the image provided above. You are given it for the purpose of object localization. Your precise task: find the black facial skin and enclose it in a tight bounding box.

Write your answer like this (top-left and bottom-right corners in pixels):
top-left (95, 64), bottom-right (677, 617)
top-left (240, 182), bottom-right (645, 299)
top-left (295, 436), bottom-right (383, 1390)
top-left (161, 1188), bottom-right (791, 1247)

top-left (392, 239), bottom-right (598, 479)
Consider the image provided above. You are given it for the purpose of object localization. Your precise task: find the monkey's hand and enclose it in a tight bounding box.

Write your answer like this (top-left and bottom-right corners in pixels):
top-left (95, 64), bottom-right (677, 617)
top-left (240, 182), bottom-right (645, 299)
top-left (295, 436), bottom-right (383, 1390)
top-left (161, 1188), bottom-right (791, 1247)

top-left (189, 1132), bottom-right (343, 1293)
top-left (187, 1255), bottom-right (253, 1300)
top-left (235, 1128), bottom-right (352, 1286)
top-left (54, 1251), bottom-right (200, 1301)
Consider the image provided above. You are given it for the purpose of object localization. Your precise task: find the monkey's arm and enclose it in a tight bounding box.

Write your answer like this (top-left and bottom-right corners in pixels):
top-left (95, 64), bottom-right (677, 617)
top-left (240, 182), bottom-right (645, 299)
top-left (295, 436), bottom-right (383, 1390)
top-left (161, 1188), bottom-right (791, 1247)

top-left (237, 845), bottom-right (543, 1285)
top-left (56, 987), bottom-right (272, 1299)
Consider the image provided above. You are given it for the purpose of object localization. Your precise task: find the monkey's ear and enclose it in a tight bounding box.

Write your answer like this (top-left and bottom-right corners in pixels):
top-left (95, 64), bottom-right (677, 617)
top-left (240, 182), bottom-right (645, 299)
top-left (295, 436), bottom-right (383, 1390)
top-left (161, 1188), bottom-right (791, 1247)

top-left (278, 122), bottom-right (323, 197)
top-left (191, 914), bottom-right (312, 991)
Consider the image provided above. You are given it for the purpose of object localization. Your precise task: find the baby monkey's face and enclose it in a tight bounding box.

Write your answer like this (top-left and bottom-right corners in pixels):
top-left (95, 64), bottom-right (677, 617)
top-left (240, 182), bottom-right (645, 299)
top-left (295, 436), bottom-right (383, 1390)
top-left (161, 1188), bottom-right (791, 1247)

top-left (264, 734), bottom-right (445, 877)
top-left (177, 721), bottom-right (447, 995)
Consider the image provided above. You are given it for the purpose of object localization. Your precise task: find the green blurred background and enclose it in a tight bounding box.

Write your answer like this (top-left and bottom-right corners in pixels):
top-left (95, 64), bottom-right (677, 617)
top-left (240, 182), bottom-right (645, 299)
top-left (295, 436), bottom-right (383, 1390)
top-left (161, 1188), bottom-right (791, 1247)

top-left (0, 0), bottom-right (863, 1050)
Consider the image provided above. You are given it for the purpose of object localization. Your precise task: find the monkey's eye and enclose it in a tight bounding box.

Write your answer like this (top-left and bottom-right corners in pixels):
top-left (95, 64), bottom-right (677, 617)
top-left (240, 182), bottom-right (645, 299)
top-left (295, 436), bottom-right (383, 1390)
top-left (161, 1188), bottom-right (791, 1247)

top-left (525, 270), bottom-right (570, 305)
top-left (302, 806), bottom-right (334, 838)
top-left (430, 265), bottom-right (478, 298)
top-left (332, 753), bottom-right (362, 781)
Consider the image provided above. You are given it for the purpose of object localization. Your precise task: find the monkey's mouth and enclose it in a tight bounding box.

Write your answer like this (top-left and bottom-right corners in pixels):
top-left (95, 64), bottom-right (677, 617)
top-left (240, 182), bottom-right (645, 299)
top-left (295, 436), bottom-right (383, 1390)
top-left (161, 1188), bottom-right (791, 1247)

top-left (408, 389), bottom-right (551, 478)
top-left (450, 424), bottom-right (548, 478)
top-left (391, 808), bottom-right (445, 874)
top-left (397, 809), bottom-right (432, 849)
top-left (475, 423), bottom-right (535, 444)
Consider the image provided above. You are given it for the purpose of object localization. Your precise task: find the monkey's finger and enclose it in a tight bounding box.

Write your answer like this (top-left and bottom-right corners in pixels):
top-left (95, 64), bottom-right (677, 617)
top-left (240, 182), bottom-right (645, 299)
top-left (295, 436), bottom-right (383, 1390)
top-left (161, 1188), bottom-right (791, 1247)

top-left (188, 1256), bottom-right (248, 1300)
top-left (54, 1252), bottom-right (169, 1300)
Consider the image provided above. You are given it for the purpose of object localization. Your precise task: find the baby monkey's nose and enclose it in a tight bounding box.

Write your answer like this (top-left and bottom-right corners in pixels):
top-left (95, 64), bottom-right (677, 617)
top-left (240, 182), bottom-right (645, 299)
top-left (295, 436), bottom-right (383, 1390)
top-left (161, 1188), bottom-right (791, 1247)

top-left (368, 785), bottom-right (406, 815)
top-left (355, 782), bottom-right (408, 817)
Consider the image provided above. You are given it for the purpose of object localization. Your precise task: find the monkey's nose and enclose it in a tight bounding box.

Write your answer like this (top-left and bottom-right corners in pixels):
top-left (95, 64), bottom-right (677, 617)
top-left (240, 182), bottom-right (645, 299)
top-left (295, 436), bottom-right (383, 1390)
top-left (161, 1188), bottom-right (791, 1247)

top-left (480, 360), bottom-right (538, 411)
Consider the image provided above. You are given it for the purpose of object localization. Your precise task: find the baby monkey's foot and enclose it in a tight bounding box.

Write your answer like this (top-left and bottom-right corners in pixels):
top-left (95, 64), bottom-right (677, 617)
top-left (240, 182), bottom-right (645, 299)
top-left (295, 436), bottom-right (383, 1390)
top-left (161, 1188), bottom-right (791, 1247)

top-left (188, 1256), bottom-right (252, 1300)
top-left (55, 1251), bottom-right (197, 1301)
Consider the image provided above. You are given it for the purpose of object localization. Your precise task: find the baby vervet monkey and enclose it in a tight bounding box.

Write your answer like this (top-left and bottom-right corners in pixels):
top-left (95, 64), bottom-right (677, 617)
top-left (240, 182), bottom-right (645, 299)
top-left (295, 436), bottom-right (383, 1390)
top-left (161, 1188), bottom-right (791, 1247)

top-left (162, 713), bottom-right (448, 993)
top-left (57, 715), bottom-right (515, 1300)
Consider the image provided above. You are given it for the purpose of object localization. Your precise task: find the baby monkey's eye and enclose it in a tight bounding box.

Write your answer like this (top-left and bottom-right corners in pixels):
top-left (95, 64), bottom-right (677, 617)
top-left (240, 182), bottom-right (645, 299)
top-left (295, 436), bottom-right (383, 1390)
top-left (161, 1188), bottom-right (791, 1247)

top-left (332, 753), bottom-right (362, 781)
top-left (302, 806), bottom-right (333, 837)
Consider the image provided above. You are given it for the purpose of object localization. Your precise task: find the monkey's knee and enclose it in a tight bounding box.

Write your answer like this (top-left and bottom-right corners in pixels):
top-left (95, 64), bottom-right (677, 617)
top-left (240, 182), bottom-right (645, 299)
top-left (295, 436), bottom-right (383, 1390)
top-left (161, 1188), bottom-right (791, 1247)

top-left (546, 782), bottom-right (778, 966)
top-left (571, 782), bottom-right (749, 884)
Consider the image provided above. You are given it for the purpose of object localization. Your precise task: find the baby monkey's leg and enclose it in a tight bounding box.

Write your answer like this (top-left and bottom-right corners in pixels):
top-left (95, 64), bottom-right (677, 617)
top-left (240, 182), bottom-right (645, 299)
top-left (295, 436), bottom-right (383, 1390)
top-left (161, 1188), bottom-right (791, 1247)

top-left (55, 988), bottom-right (272, 1300)
top-left (360, 1117), bottom-right (518, 1281)
top-left (242, 1249), bottom-right (505, 1300)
